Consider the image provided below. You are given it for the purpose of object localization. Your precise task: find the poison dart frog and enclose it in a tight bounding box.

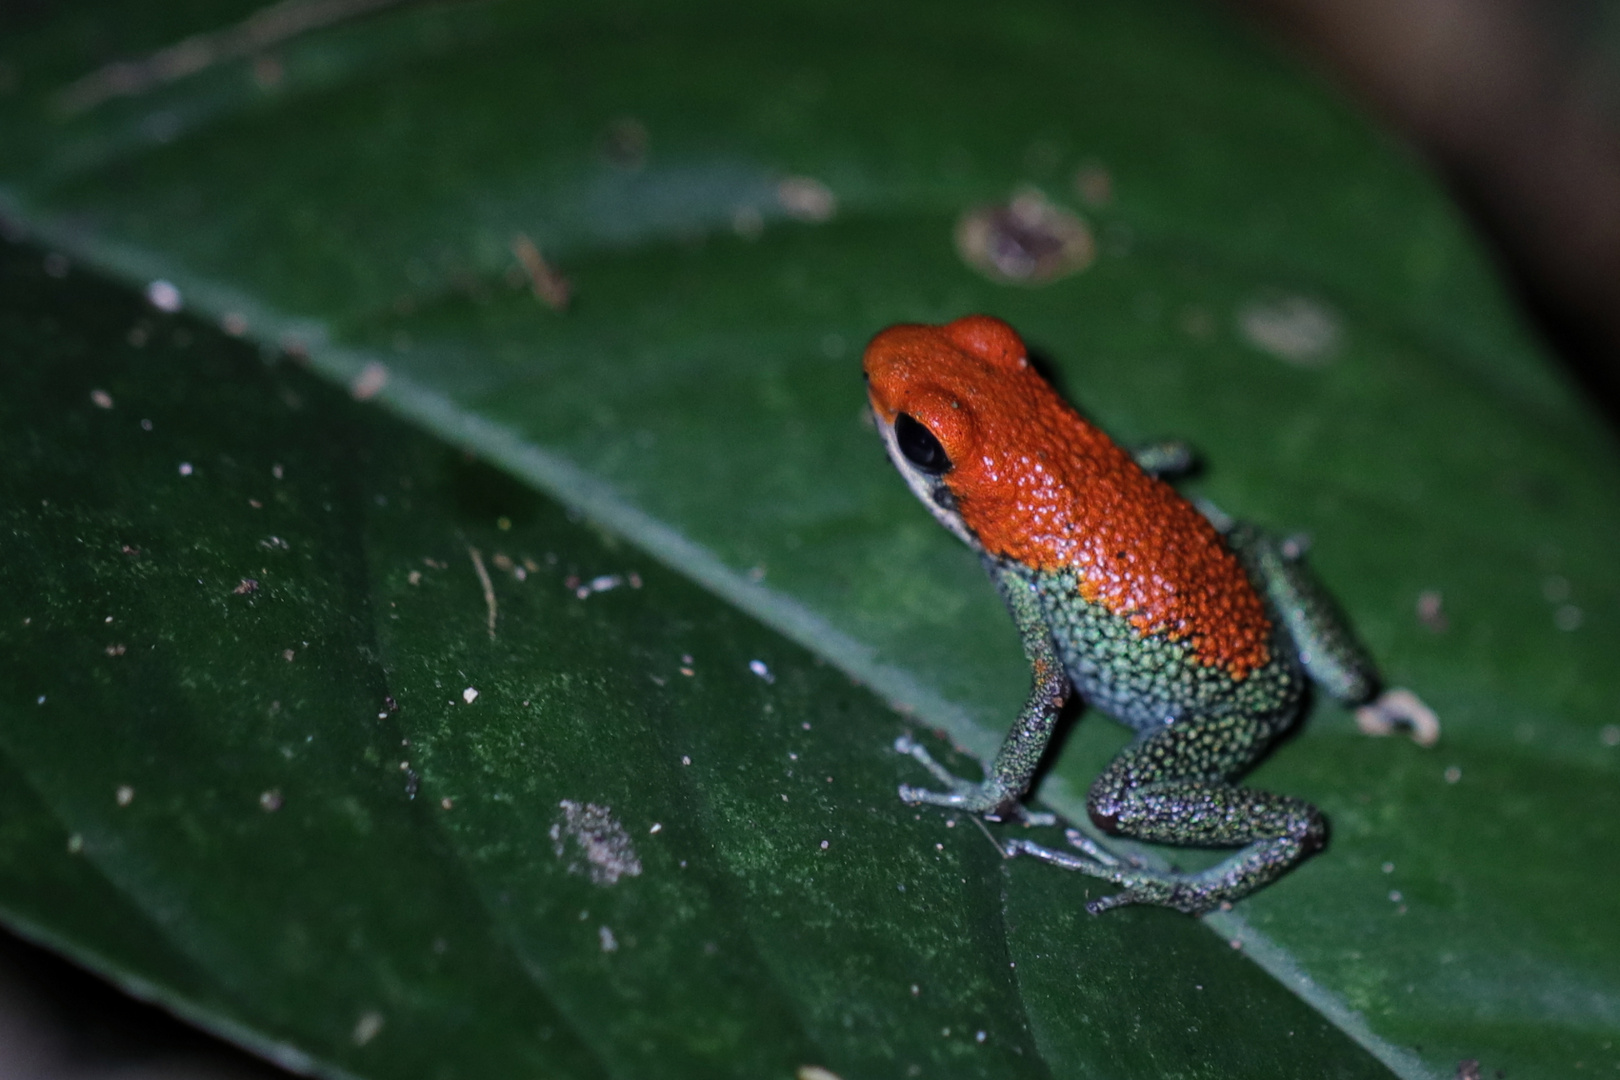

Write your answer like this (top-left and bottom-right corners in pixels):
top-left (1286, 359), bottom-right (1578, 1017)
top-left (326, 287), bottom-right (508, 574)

top-left (863, 314), bottom-right (1432, 914)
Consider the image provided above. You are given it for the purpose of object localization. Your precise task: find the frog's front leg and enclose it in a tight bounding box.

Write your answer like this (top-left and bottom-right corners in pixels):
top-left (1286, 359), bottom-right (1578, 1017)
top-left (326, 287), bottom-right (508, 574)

top-left (1007, 711), bottom-right (1325, 914)
top-left (897, 558), bottom-right (1067, 822)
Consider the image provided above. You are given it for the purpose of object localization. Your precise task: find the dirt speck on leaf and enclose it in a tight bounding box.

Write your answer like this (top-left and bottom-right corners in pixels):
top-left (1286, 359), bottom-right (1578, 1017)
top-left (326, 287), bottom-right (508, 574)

top-left (955, 188), bottom-right (1094, 285)
top-left (351, 1011), bottom-right (384, 1046)
top-left (350, 362), bottom-right (388, 401)
top-left (777, 176), bottom-right (837, 222)
top-left (550, 800), bottom-right (642, 886)
top-left (1237, 294), bottom-right (1341, 366)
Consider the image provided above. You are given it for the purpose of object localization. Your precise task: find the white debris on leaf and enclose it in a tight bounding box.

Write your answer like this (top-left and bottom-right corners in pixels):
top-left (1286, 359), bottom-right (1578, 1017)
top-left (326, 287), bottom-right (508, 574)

top-left (574, 574), bottom-right (623, 600)
top-left (1237, 294), bottom-right (1340, 366)
top-left (462, 687), bottom-right (478, 704)
top-left (777, 176), bottom-right (837, 222)
top-left (797, 1067), bottom-right (845, 1080)
top-left (1354, 687), bottom-right (1440, 746)
top-left (146, 279), bottom-right (182, 313)
top-left (351, 1011), bottom-right (384, 1046)
top-left (550, 800), bottom-right (642, 886)
top-left (350, 361), bottom-right (389, 401)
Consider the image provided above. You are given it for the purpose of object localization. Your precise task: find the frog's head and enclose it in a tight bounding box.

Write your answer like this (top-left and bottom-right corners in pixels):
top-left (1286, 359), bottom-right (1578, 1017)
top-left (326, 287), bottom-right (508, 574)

top-left (862, 314), bottom-right (1034, 551)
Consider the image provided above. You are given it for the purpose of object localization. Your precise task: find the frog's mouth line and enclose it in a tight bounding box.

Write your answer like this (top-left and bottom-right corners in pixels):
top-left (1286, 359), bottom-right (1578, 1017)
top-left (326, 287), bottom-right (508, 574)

top-left (870, 403), bottom-right (979, 553)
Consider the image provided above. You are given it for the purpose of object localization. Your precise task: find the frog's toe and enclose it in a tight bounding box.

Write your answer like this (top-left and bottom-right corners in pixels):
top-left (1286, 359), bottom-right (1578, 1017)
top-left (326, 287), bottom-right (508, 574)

top-left (1084, 892), bottom-right (1133, 915)
top-left (1004, 836), bottom-right (1113, 876)
top-left (1063, 827), bottom-right (1122, 867)
top-left (893, 732), bottom-right (972, 788)
top-left (897, 781), bottom-right (1008, 816)
top-left (1084, 876), bottom-right (1214, 916)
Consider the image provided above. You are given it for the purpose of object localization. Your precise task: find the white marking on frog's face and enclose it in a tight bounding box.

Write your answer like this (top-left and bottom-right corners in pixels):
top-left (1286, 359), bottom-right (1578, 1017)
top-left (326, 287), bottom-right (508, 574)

top-left (871, 405), bottom-right (981, 553)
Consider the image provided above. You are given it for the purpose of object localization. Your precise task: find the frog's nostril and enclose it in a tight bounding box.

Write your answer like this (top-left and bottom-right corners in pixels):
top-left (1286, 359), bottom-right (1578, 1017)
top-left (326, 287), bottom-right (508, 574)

top-left (896, 412), bottom-right (951, 474)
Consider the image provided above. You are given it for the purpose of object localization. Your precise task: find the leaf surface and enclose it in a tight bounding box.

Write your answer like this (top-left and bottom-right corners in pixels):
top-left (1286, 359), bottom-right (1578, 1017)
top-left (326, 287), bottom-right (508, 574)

top-left (0, 2), bottom-right (1616, 1077)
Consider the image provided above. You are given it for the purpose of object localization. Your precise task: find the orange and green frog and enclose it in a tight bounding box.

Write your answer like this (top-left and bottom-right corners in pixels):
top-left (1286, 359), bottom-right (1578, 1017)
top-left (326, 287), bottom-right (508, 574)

top-left (863, 314), bottom-right (1431, 914)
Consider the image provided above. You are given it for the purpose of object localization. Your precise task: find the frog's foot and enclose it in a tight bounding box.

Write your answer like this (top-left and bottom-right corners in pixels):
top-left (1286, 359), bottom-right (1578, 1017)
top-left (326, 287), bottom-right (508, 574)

top-left (1005, 834), bottom-right (1305, 915)
top-left (892, 734), bottom-right (1055, 826)
top-left (1355, 688), bottom-right (1440, 747)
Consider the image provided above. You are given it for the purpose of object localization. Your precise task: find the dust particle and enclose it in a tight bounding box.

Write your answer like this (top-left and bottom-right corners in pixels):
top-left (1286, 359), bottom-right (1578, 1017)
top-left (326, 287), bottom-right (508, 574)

top-left (350, 362), bottom-right (389, 401)
top-left (462, 687), bottom-right (478, 704)
top-left (598, 925), bottom-right (618, 952)
top-left (1417, 590), bottom-right (1447, 632)
top-left (90, 389), bottom-right (113, 409)
top-left (351, 1011), bottom-right (384, 1046)
top-left (550, 800), bottom-right (643, 886)
top-left (798, 1068), bottom-right (844, 1080)
top-left (1554, 604), bottom-right (1583, 631)
top-left (233, 578), bottom-right (259, 595)
top-left (259, 789), bottom-right (283, 812)
top-left (115, 785), bottom-right (134, 807)
top-left (1237, 294), bottom-right (1340, 366)
top-left (777, 176), bottom-right (837, 222)
top-left (146, 279), bottom-right (182, 313)
top-left (511, 233), bottom-right (571, 310)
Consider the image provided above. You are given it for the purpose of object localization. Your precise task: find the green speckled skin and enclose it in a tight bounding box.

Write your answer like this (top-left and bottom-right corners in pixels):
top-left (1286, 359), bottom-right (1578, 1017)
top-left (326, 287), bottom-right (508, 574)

top-left (896, 463), bottom-right (1383, 915)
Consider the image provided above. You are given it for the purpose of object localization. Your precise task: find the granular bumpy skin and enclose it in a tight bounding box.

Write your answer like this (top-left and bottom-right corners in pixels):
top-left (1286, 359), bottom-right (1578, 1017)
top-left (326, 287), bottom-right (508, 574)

top-left (865, 314), bottom-right (1395, 914)
top-left (864, 318), bottom-right (1271, 679)
top-left (1014, 563), bottom-right (1305, 734)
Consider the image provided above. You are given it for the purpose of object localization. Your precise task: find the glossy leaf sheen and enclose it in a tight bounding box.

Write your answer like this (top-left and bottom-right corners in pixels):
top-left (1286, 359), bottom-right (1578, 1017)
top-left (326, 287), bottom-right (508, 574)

top-left (1, 2), bottom-right (1617, 1078)
top-left (0, 244), bottom-right (1388, 1078)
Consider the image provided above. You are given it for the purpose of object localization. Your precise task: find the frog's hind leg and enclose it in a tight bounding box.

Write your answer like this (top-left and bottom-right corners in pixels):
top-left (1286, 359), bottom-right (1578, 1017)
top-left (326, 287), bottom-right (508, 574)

top-left (1228, 523), bottom-right (1440, 743)
top-left (1008, 714), bottom-right (1326, 914)
top-left (1226, 524), bottom-right (1379, 705)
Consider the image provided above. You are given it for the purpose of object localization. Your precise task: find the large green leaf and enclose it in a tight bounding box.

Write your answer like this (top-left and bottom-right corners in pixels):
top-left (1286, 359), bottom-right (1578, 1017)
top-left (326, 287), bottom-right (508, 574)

top-left (1, 239), bottom-right (1395, 1078)
top-left (1, 1), bottom-right (1617, 1077)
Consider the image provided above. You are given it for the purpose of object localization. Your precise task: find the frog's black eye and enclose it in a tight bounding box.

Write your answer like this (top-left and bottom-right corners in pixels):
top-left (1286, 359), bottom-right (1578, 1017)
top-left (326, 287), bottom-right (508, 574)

top-left (895, 412), bottom-right (951, 474)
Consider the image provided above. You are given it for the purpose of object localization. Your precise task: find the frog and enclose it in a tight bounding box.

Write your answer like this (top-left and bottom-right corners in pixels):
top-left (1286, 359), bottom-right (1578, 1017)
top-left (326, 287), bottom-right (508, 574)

top-left (863, 314), bottom-right (1433, 914)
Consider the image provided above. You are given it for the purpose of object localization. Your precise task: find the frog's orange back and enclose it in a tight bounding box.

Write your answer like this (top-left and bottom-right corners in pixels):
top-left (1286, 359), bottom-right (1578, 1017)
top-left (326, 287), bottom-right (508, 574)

top-left (864, 315), bottom-right (1271, 679)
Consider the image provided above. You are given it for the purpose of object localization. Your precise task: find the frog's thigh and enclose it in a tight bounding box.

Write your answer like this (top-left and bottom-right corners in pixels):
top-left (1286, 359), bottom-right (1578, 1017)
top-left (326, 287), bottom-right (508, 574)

top-left (1086, 713), bottom-right (1324, 850)
top-left (1228, 525), bottom-right (1379, 705)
